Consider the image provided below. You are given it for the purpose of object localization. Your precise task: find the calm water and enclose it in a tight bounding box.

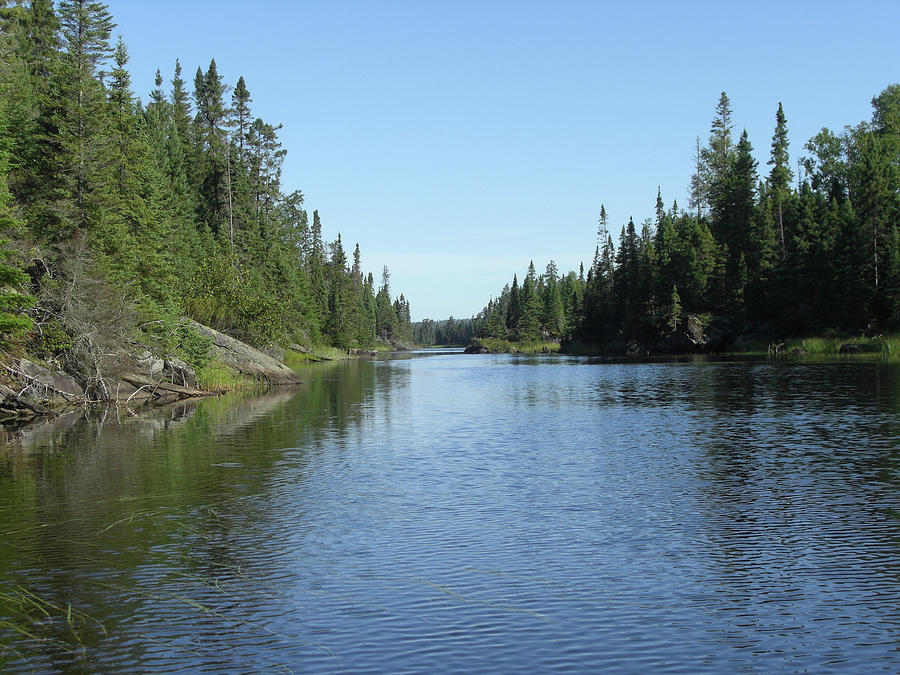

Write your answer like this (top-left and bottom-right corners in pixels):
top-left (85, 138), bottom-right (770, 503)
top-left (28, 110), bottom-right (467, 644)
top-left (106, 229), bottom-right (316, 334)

top-left (1, 352), bottom-right (899, 673)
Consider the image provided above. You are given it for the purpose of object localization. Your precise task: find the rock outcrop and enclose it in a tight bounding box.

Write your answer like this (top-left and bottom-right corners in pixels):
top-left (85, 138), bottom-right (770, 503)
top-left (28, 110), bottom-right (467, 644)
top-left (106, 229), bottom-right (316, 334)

top-left (188, 321), bottom-right (302, 384)
top-left (0, 322), bottom-right (303, 429)
top-left (11, 358), bottom-right (84, 402)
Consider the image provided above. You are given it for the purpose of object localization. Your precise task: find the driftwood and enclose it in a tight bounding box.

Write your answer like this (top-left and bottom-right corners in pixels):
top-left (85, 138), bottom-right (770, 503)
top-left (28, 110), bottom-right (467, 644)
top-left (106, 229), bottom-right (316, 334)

top-left (0, 383), bottom-right (51, 419)
top-left (119, 374), bottom-right (217, 406)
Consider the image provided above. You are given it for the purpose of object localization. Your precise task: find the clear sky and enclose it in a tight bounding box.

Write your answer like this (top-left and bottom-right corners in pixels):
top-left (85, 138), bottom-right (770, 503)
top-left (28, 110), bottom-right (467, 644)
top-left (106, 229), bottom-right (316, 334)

top-left (110, 0), bottom-right (900, 321)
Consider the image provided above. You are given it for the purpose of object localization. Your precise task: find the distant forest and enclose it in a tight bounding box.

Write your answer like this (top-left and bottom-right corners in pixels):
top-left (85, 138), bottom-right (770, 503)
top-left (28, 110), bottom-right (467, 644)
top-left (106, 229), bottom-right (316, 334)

top-left (454, 89), bottom-right (900, 350)
top-left (0, 0), bottom-right (413, 366)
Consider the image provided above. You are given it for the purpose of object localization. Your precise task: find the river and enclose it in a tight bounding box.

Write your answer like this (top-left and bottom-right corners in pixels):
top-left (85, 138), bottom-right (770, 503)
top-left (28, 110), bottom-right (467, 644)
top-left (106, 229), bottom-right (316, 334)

top-left (1, 351), bottom-right (899, 672)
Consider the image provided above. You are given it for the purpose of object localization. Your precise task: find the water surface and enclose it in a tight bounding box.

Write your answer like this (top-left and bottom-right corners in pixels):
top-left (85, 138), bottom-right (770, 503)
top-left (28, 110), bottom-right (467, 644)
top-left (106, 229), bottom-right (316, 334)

top-left (1, 353), bottom-right (899, 672)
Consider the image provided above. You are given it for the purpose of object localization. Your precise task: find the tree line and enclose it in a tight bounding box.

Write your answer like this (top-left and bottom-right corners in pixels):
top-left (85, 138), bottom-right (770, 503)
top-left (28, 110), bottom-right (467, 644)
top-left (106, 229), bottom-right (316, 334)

top-left (468, 89), bottom-right (900, 349)
top-left (0, 0), bottom-right (412, 368)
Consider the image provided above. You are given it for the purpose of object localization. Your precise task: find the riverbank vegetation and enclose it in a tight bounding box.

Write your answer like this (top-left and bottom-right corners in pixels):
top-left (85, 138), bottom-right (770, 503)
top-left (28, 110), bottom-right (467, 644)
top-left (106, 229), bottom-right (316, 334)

top-left (464, 337), bottom-right (560, 355)
top-left (464, 89), bottom-right (900, 356)
top-left (0, 1), bottom-right (413, 394)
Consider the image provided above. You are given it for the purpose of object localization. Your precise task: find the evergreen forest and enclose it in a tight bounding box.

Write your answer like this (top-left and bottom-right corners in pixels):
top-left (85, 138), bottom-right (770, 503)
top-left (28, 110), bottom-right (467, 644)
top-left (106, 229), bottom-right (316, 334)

top-left (467, 90), bottom-right (900, 352)
top-left (0, 0), bottom-right (413, 375)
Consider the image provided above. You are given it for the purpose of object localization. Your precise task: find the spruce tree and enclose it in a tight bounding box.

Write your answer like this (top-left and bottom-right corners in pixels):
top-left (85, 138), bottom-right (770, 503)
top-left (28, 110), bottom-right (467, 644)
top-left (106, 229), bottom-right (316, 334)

top-left (0, 90), bottom-right (34, 340)
top-left (192, 59), bottom-right (227, 236)
top-left (506, 273), bottom-right (520, 334)
top-left (56, 0), bottom-right (114, 230)
top-left (230, 75), bottom-right (251, 159)
top-left (767, 102), bottom-right (793, 258)
top-left (375, 265), bottom-right (397, 339)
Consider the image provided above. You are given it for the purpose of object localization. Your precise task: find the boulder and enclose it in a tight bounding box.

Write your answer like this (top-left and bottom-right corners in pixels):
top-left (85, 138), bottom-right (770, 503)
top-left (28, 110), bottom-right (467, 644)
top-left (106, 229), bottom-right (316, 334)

top-left (163, 356), bottom-right (197, 388)
top-left (13, 358), bottom-right (84, 401)
top-left (625, 341), bottom-right (643, 356)
top-left (136, 351), bottom-right (165, 377)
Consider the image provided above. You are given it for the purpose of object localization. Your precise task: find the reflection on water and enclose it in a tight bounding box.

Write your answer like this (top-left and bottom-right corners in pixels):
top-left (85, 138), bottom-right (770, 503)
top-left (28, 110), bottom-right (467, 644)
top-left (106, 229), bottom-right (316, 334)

top-left (1, 355), bottom-right (899, 672)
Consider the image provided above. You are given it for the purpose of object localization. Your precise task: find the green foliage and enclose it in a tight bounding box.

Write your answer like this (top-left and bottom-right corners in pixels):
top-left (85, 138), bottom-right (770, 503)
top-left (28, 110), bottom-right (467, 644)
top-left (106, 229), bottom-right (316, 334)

top-left (474, 86), bottom-right (900, 352)
top-left (196, 358), bottom-right (253, 392)
top-left (33, 318), bottom-right (74, 355)
top-left (467, 336), bottom-right (560, 354)
top-left (0, 1), bottom-right (409, 369)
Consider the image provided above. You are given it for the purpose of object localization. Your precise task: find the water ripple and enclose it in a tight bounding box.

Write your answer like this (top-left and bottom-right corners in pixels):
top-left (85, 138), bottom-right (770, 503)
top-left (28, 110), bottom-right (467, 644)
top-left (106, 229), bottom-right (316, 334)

top-left (1, 357), bottom-right (899, 672)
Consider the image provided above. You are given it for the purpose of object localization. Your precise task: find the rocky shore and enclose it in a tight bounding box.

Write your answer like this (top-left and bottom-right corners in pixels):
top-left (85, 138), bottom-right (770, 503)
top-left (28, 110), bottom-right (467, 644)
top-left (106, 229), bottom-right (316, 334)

top-left (0, 321), bottom-right (302, 425)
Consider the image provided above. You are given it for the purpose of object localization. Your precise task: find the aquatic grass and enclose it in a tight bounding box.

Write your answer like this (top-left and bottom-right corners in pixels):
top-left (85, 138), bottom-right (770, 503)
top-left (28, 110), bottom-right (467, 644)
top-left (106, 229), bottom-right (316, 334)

top-left (0, 586), bottom-right (107, 655)
top-left (469, 337), bottom-right (561, 354)
top-left (82, 578), bottom-right (338, 658)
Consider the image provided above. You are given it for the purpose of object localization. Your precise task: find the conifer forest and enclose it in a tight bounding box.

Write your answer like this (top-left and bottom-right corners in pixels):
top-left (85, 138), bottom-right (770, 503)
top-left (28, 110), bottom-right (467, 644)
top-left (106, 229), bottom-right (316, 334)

top-left (467, 91), bottom-right (900, 351)
top-left (1, 2), bottom-right (899, 363)
top-left (0, 0), bottom-right (413, 374)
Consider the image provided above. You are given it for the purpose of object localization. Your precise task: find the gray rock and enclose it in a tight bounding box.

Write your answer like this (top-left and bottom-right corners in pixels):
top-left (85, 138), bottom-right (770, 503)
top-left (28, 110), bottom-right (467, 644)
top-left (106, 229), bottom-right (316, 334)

top-left (260, 345), bottom-right (286, 361)
top-left (15, 358), bottom-right (84, 399)
top-left (136, 350), bottom-right (165, 377)
top-left (188, 321), bottom-right (301, 384)
top-left (164, 356), bottom-right (197, 388)
top-left (625, 341), bottom-right (643, 356)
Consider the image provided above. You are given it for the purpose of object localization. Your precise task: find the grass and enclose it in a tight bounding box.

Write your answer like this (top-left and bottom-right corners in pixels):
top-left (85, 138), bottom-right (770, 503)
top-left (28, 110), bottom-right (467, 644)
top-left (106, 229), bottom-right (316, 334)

top-left (468, 337), bottom-right (561, 354)
top-left (754, 334), bottom-right (898, 360)
top-left (726, 333), bottom-right (899, 361)
top-left (195, 359), bottom-right (257, 392)
top-left (282, 345), bottom-right (351, 370)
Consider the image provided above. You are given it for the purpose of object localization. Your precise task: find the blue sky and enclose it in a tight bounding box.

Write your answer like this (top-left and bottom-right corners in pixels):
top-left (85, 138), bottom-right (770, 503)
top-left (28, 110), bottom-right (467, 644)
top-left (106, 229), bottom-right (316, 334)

top-left (110, 1), bottom-right (900, 321)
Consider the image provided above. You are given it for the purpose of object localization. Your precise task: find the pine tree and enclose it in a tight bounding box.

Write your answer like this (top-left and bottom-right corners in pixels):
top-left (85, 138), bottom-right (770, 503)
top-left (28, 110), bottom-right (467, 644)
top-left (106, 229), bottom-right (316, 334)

top-left (308, 209), bottom-right (327, 317)
top-left (724, 129), bottom-right (758, 307)
top-left (516, 261), bottom-right (542, 341)
top-left (614, 219), bottom-right (640, 332)
top-left (325, 234), bottom-right (354, 347)
top-left (506, 273), bottom-right (520, 334)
